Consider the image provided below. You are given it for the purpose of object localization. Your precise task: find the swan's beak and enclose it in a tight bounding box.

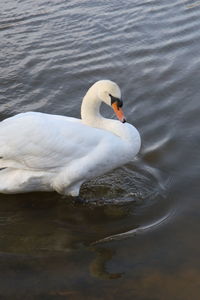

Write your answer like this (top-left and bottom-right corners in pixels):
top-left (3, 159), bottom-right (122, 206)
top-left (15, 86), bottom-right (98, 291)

top-left (111, 102), bottom-right (127, 123)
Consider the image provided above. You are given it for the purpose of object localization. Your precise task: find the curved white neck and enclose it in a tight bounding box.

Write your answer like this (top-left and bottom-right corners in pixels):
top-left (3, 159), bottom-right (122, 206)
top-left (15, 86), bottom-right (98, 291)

top-left (80, 88), bottom-right (129, 140)
top-left (81, 91), bottom-right (101, 127)
top-left (79, 80), bottom-right (141, 156)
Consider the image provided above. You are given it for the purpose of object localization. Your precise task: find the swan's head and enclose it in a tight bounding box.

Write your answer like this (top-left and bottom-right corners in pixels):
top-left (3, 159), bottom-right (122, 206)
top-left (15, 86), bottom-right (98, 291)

top-left (95, 80), bottom-right (126, 123)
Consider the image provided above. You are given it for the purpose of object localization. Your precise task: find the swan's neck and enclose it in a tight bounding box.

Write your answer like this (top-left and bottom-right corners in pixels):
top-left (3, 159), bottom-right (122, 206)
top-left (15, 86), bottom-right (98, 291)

top-left (81, 89), bottom-right (128, 140)
top-left (81, 91), bottom-right (102, 127)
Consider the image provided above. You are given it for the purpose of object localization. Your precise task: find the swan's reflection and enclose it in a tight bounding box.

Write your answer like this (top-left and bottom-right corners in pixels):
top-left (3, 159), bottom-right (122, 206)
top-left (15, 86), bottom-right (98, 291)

top-left (89, 246), bottom-right (123, 280)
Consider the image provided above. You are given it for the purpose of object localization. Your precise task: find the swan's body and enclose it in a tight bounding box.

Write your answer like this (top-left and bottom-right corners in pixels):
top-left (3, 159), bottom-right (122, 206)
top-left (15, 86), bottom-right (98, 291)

top-left (0, 80), bottom-right (141, 196)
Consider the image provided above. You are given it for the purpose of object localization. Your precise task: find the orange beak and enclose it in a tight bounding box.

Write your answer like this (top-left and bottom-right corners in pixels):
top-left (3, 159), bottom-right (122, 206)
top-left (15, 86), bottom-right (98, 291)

top-left (111, 102), bottom-right (126, 123)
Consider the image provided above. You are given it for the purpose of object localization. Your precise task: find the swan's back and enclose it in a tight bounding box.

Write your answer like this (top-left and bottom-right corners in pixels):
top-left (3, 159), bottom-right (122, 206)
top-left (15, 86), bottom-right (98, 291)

top-left (0, 112), bottom-right (126, 171)
top-left (0, 112), bottom-right (83, 170)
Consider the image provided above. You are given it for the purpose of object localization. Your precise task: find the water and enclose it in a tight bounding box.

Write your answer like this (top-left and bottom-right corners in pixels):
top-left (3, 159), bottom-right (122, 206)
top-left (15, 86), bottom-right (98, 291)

top-left (1, 0), bottom-right (200, 299)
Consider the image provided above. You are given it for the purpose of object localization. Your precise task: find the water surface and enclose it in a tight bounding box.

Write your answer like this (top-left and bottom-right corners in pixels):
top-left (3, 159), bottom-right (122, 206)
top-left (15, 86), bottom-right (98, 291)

top-left (1, 0), bottom-right (200, 299)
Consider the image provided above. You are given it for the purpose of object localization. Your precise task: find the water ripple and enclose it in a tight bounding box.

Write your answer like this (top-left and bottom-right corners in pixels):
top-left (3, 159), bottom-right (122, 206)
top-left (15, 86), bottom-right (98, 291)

top-left (0, 0), bottom-right (200, 266)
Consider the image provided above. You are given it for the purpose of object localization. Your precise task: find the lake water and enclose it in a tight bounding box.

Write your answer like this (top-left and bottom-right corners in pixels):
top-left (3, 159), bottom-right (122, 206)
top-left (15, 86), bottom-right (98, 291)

top-left (1, 0), bottom-right (200, 299)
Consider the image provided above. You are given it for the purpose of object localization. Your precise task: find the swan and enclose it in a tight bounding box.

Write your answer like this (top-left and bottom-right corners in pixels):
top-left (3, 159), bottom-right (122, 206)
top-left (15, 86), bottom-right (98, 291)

top-left (0, 80), bottom-right (141, 196)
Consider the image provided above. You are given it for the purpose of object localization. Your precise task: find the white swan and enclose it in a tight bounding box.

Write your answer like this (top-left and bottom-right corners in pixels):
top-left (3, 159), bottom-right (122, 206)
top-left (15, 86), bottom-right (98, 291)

top-left (0, 80), bottom-right (141, 196)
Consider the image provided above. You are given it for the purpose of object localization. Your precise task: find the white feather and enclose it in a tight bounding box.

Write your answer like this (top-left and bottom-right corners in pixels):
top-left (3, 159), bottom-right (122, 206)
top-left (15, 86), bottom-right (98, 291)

top-left (0, 80), bottom-right (141, 196)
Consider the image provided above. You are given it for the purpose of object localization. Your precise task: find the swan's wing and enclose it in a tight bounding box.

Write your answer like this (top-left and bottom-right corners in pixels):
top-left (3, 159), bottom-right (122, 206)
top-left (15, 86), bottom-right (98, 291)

top-left (0, 112), bottom-right (103, 170)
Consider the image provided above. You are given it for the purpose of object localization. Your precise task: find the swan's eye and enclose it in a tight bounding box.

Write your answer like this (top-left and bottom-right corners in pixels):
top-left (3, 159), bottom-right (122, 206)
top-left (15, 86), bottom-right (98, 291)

top-left (109, 94), bottom-right (123, 109)
top-left (117, 99), bottom-right (123, 108)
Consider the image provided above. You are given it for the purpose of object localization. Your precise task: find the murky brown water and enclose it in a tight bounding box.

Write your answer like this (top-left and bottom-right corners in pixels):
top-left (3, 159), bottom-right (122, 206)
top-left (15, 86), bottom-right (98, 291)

top-left (1, 0), bottom-right (200, 299)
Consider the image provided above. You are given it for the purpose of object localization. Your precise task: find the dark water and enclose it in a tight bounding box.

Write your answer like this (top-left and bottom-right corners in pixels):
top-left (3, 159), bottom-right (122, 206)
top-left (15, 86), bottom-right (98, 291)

top-left (1, 0), bottom-right (200, 299)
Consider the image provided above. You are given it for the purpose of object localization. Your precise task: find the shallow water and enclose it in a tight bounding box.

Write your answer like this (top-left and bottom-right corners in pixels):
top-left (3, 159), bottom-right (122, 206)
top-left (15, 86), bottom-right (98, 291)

top-left (1, 0), bottom-right (200, 299)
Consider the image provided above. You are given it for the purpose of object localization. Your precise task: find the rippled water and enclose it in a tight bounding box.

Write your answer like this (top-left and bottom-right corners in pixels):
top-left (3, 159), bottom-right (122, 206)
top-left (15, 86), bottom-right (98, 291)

top-left (1, 0), bottom-right (200, 299)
